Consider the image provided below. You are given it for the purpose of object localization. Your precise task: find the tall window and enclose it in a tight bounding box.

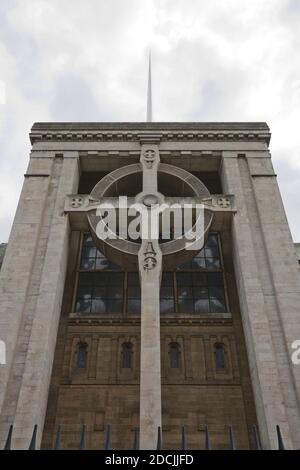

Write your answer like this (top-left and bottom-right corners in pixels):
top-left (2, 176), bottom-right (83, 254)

top-left (121, 342), bottom-right (133, 368)
top-left (76, 342), bottom-right (88, 368)
top-left (74, 233), bottom-right (227, 315)
top-left (127, 273), bottom-right (141, 313)
top-left (175, 234), bottom-right (226, 314)
top-left (75, 234), bottom-right (125, 314)
top-left (160, 273), bottom-right (174, 314)
top-left (214, 342), bottom-right (226, 370)
top-left (159, 233), bottom-right (227, 314)
top-left (169, 342), bottom-right (180, 368)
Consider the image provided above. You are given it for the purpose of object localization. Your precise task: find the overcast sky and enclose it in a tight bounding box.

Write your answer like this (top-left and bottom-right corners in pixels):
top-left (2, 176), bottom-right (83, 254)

top-left (0, 0), bottom-right (300, 242)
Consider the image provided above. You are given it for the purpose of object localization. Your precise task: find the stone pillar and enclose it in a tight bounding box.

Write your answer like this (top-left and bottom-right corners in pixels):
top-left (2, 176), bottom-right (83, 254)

top-left (221, 151), bottom-right (300, 449)
top-left (247, 153), bottom-right (300, 447)
top-left (0, 153), bottom-right (79, 448)
top-left (0, 156), bottom-right (55, 440)
top-left (138, 239), bottom-right (162, 449)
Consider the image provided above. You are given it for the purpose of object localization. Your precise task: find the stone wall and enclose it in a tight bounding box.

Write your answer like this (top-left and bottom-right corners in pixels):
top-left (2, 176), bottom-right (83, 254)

top-left (1, 122), bottom-right (299, 449)
top-left (41, 322), bottom-right (256, 450)
top-left (41, 227), bottom-right (257, 450)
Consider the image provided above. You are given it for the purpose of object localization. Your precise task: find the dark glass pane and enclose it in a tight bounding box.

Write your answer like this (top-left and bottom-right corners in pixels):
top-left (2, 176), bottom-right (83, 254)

top-left (210, 298), bottom-right (226, 313)
top-left (178, 260), bottom-right (192, 270)
top-left (195, 286), bottom-right (209, 299)
top-left (76, 298), bottom-right (91, 313)
top-left (160, 286), bottom-right (173, 298)
top-left (215, 344), bottom-right (226, 369)
top-left (93, 286), bottom-right (106, 298)
top-left (127, 299), bottom-right (141, 313)
top-left (108, 272), bottom-right (124, 285)
top-left (204, 245), bottom-right (219, 258)
top-left (178, 298), bottom-right (194, 313)
top-left (78, 272), bottom-right (95, 286)
top-left (128, 273), bottom-right (140, 284)
top-left (161, 272), bottom-right (173, 285)
top-left (177, 272), bottom-right (192, 285)
top-left (83, 234), bottom-right (94, 246)
top-left (95, 272), bottom-right (106, 285)
top-left (191, 257), bottom-right (206, 269)
top-left (128, 285), bottom-right (140, 298)
top-left (107, 299), bottom-right (123, 313)
top-left (169, 344), bottom-right (180, 368)
top-left (195, 247), bottom-right (205, 258)
top-left (81, 258), bottom-right (95, 270)
top-left (128, 273), bottom-right (140, 313)
top-left (207, 272), bottom-right (223, 286)
top-left (192, 272), bottom-right (207, 286)
top-left (95, 258), bottom-right (110, 270)
top-left (195, 298), bottom-right (209, 313)
top-left (107, 285), bottom-right (123, 299)
top-left (91, 298), bottom-right (106, 313)
top-left (160, 298), bottom-right (174, 314)
top-left (77, 285), bottom-right (92, 298)
top-left (77, 345), bottom-right (87, 368)
top-left (205, 258), bottom-right (220, 269)
top-left (95, 253), bottom-right (121, 269)
top-left (206, 234), bottom-right (218, 247)
top-left (82, 246), bottom-right (97, 258)
top-left (122, 344), bottom-right (132, 368)
top-left (177, 286), bottom-right (193, 298)
top-left (209, 284), bottom-right (226, 312)
top-left (81, 234), bottom-right (123, 270)
top-left (210, 286), bottom-right (225, 300)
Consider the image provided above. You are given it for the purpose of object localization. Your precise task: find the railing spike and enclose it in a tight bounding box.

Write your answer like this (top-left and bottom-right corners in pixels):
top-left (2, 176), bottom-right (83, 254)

top-left (156, 426), bottom-right (162, 450)
top-left (79, 424), bottom-right (86, 450)
top-left (276, 425), bottom-right (285, 450)
top-left (181, 426), bottom-right (187, 450)
top-left (252, 425), bottom-right (261, 450)
top-left (28, 425), bottom-right (37, 450)
top-left (104, 424), bottom-right (112, 450)
top-left (229, 425), bottom-right (236, 450)
top-left (3, 425), bottom-right (13, 450)
top-left (132, 427), bottom-right (139, 450)
top-left (53, 425), bottom-right (62, 450)
top-left (204, 424), bottom-right (212, 450)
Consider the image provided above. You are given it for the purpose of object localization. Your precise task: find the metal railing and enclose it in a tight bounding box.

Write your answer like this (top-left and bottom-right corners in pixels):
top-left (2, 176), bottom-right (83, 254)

top-left (1, 423), bottom-right (288, 450)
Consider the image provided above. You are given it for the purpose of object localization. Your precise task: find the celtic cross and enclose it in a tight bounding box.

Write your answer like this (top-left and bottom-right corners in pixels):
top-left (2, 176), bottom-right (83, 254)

top-left (64, 145), bottom-right (235, 449)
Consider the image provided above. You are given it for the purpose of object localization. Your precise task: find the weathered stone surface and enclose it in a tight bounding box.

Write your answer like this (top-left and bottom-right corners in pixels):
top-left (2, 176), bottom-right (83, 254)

top-left (0, 122), bottom-right (299, 450)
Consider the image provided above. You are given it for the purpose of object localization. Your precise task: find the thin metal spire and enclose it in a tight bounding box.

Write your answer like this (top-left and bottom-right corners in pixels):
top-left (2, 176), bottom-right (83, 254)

top-left (146, 51), bottom-right (152, 122)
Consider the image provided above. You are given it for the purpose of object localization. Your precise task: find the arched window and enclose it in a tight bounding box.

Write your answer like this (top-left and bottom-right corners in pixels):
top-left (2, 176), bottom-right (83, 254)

top-left (121, 342), bottom-right (133, 369)
top-left (76, 342), bottom-right (88, 368)
top-left (214, 342), bottom-right (226, 370)
top-left (169, 342), bottom-right (180, 368)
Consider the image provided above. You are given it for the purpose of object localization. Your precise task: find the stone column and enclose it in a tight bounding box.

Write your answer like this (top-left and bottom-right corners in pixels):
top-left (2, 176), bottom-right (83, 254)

top-left (137, 144), bottom-right (163, 449)
top-left (221, 151), bottom-right (300, 449)
top-left (247, 153), bottom-right (300, 447)
top-left (0, 153), bottom-right (79, 449)
top-left (138, 239), bottom-right (162, 449)
top-left (0, 156), bottom-right (55, 443)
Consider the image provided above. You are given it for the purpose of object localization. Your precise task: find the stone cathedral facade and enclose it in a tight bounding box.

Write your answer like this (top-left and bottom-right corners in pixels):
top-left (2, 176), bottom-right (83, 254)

top-left (0, 122), bottom-right (300, 450)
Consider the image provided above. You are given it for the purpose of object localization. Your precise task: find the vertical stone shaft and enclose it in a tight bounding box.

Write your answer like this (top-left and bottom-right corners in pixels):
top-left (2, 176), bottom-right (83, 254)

top-left (138, 240), bottom-right (162, 449)
top-left (0, 154), bottom-right (79, 449)
top-left (221, 152), bottom-right (300, 449)
top-left (138, 144), bottom-right (162, 449)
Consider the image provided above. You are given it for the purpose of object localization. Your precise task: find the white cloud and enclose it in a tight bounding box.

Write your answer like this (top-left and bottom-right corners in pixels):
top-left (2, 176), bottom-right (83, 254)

top-left (0, 0), bottom-right (300, 241)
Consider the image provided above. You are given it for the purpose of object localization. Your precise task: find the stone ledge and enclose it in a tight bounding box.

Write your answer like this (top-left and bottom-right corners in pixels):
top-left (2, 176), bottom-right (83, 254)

top-left (30, 122), bottom-right (271, 145)
top-left (68, 313), bottom-right (233, 325)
